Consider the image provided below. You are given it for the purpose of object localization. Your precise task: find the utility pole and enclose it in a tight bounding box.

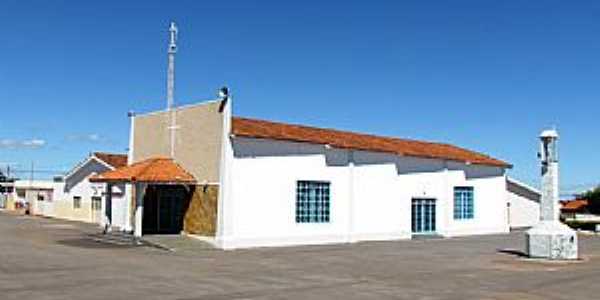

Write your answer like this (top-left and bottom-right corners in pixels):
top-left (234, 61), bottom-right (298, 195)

top-left (30, 161), bottom-right (34, 184)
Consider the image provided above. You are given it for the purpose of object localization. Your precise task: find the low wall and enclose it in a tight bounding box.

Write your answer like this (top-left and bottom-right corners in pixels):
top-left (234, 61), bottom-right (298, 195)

top-left (53, 201), bottom-right (93, 223)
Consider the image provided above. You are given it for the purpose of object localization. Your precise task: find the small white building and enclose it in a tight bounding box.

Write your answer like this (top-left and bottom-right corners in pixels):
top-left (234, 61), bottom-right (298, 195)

top-left (10, 180), bottom-right (56, 214)
top-left (0, 179), bottom-right (15, 210)
top-left (51, 152), bottom-right (131, 229)
top-left (94, 99), bottom-right (522, 249)
top-left (506, 177), bottom-right (541, 229)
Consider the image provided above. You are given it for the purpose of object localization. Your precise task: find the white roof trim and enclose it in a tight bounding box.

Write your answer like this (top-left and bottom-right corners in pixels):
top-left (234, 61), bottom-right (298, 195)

top-left (63, 155), bottom-right (115, 180)
top-left (134, 98), bottom-right (222, 118)
top-left (507, 177), bottom-right (541, 195)
top-left (13, 180), bottom-right (56, 189)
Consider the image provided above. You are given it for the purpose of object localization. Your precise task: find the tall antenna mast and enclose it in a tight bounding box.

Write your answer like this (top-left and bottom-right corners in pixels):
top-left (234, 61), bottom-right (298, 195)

top-left (166, 22), bottom-right (179, 158)
top-left (167, 21), bottom-right (178, 110)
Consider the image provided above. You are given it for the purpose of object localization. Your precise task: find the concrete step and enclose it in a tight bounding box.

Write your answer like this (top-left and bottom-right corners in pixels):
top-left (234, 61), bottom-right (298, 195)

top-left (412, 233), bottom-right (445, 240)
top-left (89, 232), bottom-right (138, 246)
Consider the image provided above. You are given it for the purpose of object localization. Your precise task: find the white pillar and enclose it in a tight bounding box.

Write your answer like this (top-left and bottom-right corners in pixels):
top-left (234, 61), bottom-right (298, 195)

top-left (526, 129), bottom-right (578, 260)
top-left (103, 183), bottom-right (113, 233)
top-left (123, 183), bottom-right (133, 232)
top-left (541, 161), bottom-right (560, 221)
top-left (216, 94), bottom-right (234, 249)
top-left (347, 150), bottom-right (355, 243)
top-left (127, 112), bottom-right (136, 165)
top-left (134, 183), bottom-right (147, 238)
top-left (442, 161), bottom-right (450, 237)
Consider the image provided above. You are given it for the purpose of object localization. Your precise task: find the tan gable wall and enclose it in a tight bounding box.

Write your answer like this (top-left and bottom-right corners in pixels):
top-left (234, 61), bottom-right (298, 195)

top-left (132, 101), bottom-right (225, 183)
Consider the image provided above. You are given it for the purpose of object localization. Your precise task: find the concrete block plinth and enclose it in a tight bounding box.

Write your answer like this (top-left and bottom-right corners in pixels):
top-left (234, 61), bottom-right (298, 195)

top-left (526, 221), bottom-right (578, 260)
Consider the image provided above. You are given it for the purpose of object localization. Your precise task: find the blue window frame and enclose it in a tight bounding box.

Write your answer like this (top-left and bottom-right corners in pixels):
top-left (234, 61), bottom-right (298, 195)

top-left (296, 181), bottom-right (330, 223)
top-left (454, 187), bottom-right (474, 220)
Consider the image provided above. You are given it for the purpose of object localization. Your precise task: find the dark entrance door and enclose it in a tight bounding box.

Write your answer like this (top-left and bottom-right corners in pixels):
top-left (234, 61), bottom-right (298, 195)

top-left (143, 185), bottom-right (190, 234)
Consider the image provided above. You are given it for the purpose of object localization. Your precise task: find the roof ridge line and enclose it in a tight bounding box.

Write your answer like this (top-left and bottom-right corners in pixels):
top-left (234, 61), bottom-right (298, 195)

top-left (232, 116), bottom-right (448, 146)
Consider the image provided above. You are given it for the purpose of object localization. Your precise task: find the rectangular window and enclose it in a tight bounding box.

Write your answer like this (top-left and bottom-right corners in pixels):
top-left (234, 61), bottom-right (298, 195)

top-left (454, 187), bottom-right (474, 220)
top-left (73, 196), bottom-right (81, 209)
top-left (91, 196), bottom-right (102, 211)
top-left (296, 181), bottom-right (330, 223)
top-left (37, 193), bottom-right (45, 201)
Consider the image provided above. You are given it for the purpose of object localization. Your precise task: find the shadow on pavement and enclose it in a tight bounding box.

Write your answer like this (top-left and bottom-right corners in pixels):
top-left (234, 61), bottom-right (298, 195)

top-left (56, 232), bottom-right (145, 249)
top-left (497, 248), bottom-right (528, 257)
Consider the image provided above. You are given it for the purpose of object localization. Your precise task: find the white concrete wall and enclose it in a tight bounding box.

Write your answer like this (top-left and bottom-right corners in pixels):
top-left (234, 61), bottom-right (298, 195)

top-left (352, 155), bottom-right (410, 242)
top-left (507, 180), bottom-right (540, 228)
top-left (219, 137), bottom-right (508, 249)
top-left (29, 188), bottom-right (55, 216)
top-left (444, 162), bottom-right (509, 236)
top-left (9, 187), bottom-right (27, 209)
top-left (226, 139), bottom-right (352, 248)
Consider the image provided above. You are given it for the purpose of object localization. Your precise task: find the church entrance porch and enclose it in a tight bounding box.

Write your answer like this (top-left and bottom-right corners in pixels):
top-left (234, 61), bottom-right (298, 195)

top-left (89, 157), bottom-right (199, 238)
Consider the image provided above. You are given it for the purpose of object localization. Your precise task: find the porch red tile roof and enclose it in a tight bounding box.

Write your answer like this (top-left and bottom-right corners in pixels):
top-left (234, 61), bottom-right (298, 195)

top-left (90, 157), bottom-right (196, 184)
top-left (231, 117), bottom-right (511, 168)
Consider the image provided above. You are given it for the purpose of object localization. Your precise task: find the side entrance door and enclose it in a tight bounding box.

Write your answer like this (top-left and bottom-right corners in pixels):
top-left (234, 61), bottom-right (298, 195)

top-left (91, 196), bottom-right (102, 224)
top-left (411, 198), bottom-right (436, 234)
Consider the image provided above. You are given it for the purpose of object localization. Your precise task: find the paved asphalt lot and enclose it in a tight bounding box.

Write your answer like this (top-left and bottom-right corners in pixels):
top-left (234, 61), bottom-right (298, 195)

top-left (1, 211), bottom-right (600, 300)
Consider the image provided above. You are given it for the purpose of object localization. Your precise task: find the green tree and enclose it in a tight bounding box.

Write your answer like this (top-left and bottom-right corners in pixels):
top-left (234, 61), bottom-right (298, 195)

top-left (580, 186), bottom-right (600, 214)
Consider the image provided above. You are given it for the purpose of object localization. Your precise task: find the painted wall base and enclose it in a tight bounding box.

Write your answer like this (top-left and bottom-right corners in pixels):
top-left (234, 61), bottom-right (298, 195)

top-left (442, 226), bottom-right (510, 238)
top-left (216, 231), bottom-right (412, 250)
top-left (526, 221), bottom-right (578, 260)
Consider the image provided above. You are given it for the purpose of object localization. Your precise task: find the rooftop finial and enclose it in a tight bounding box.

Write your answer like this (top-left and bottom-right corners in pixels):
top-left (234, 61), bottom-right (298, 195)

top-left (168, 22), bottom-right (178, 54)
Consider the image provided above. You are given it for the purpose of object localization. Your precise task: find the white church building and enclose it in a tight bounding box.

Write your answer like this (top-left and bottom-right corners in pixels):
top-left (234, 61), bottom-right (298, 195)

top-left (91, 22), bottom-right (520, 249)
top-left (92, 96), bottom-right (517, 249)
top-left (222, 115), bottom-right (512, 248)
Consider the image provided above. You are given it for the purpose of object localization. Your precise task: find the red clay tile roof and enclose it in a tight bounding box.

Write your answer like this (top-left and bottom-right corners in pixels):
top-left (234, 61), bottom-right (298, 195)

top-left (561, 199), bottom-right (588, 212)
top-left (231, 117), bottom-right (511, 168)
top-left (93, 152), bottom-right (128, 169)
top-left (90, 157), bottom-right (196, 183)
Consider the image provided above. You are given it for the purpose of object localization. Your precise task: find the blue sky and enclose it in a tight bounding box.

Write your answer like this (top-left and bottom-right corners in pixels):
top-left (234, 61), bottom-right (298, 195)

top-left (0, 1), bottom-right (598, 193)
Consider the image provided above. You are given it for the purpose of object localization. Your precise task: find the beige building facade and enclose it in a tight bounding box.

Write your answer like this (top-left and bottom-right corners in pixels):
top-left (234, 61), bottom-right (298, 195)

top-left (131, 100), bottom-right (225, 183)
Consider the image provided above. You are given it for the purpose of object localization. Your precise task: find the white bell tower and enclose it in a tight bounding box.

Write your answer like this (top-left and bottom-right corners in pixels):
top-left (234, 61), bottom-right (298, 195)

top-left (526, 128), bottom-right (578, 260)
